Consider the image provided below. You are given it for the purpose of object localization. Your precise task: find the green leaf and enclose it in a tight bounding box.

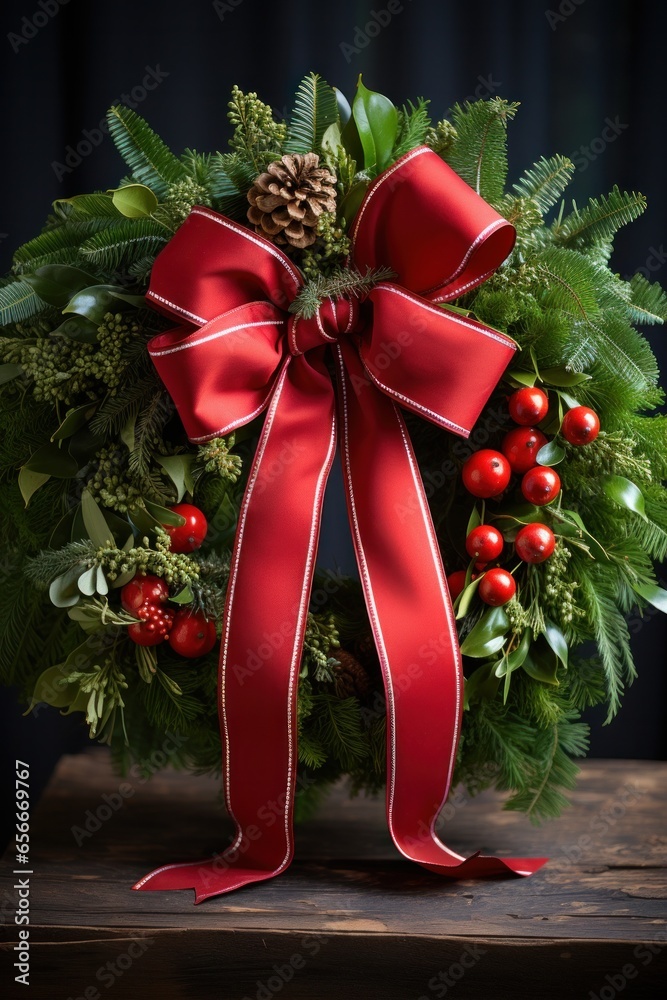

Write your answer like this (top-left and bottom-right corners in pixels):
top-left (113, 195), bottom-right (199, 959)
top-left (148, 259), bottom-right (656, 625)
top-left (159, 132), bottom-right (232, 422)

top-left (466, 506), bottom-right (482, 534)
top-left (144, 500), bottom-right (186, 527)
top-left (25, 665), bottom-right (76, 712)
top-left (544, 620), bottom-right (568, 667)
top-left (352, 78), bottom-right (398, 175)
top-left (77, 565), bottom-right (98, 597)
top-left (111, 183), bottom-right (159, 218)
top-left (155, 454), bottom-right (195, 503)
top-left (632, 581), bottom-right (667, 614)
top-left (284, 72), bottom-right (339, 154)
top-left (63, 284), bottom-right (145, 324)
top-left (601, 475), bottom-right (646, 519)
top-left (338, 180), bottom-right (369, 228)
top-left (51, 315), bottom-right (100, 344)
top-left (454, 575), bottom-right (482, 619)
top-left (0, 363), bottom-right (23, 385)
top-left (49, 566), bottom-right (84, 608)
top-left (171, 584), bottom-right (194, 604)
top-left (539, 366), bottom-right (592, 387)
top-left (81, 488), bottom-right (114, 547)
top-left (53, 193), bottom-right (121, 218)
top-left (51, 402), bottom-right (98, 441)
top-left (24, 442), bottom-right (78, 478)
top-left (18, 467), bottom-right (50, 506)
top-left (495, 629), bottom-right (531, 677)
top-left (535, 439), bottom-right (565, 466)
top-left (335, 87), bottom-right (352, 126)
top-left (464, 662), bottom-right (500, 708)
top-left (23, 265), bottom-right (97, 308)
top-left (522, 635), bottom-right (559, 685)
top-left (507, 369), bottom-right (537, 387)
top-left (460, 605), bottom-right (509, 658)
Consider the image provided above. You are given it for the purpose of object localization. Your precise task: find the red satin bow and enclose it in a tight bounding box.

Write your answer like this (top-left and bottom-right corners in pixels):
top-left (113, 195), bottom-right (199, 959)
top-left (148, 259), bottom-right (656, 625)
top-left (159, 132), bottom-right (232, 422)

top-left (134, 146), bottom-right (547, 903)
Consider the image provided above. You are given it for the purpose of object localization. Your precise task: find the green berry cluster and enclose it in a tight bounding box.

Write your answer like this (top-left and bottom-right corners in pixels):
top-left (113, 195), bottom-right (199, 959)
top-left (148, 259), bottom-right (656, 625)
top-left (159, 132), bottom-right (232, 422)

top-left (228, 86), bottom-right (287, 158)
top-left (7, 312), bottom-right (137, 406)
top-left (302, 612), bottom-right (340, 681)
top-left (197, 435), bottom-right (243, 481)
top-left (425, 119), bottom-right (457, 156)
top-left (561, 431), bottom-right (652, 492)
top-left (97, 529), bottom-right (200, 587)
top-left (505, 596), bottom-right (530, 634)
top-left (544, 542), bottom-right (582, 624)
top-left (301, 213), bottom-right (352, 281)
top-left (86, 446), bottom-right (145, 514)
top-left (164, 177), bottom-right (213, 224)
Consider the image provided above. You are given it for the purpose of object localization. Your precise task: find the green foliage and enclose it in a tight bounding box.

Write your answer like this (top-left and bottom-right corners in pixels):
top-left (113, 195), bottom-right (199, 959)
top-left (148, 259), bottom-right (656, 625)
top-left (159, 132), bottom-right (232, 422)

top-left (291, 265), bottom-right (395, 319)
top-left (107, 105), bottom-right (187, 199)
top-left (284, 72), bottom-right (339, 155)
top-left (553, 187), bottom-right (646, 251)
top-left (80, 219), bottom-right (170, 272)
top-left (445, 98), bottom-right (519, 204)
top-left (392, 99), bottom-right (432, 160)
top-left (0, 280), bottom-right (45, 324)
top-left (512, 154), bottom-right (575, 215)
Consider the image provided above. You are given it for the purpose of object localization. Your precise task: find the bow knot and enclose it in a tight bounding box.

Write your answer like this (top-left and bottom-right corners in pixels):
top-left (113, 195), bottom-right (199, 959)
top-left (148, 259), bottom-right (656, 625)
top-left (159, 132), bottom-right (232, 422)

top-left (288, 294), bottom-right (360, 355)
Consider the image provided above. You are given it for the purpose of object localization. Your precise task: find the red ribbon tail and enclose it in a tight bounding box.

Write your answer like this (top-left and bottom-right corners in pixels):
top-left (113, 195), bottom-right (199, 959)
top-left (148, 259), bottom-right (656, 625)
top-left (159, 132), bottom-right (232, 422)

top-left (335, 343), bottom-right (547, 882)
top-left (134, 355), bottom-right (337, 901)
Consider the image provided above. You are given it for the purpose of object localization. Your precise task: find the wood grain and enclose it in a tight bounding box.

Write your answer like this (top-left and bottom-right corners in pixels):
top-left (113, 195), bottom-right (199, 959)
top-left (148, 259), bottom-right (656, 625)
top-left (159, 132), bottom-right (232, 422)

top-left (1, 752), bottom-right (666, 998)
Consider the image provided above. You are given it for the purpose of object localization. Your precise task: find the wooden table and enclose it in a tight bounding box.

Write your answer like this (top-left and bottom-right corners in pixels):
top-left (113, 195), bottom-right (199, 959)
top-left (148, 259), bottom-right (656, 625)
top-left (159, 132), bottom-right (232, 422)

top-left (1, 752), bottom-right (666, 999)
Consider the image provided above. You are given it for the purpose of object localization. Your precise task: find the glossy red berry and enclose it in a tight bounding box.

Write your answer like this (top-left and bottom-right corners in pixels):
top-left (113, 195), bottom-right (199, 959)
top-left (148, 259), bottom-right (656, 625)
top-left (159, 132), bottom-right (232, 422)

top-left (462, 450), bottom-right (511, 498)
top-left (502, 426), bottom-right (548, 474)
top-left (127, 601), bottom-right (175, 646)
top-left (561, 406), bottom-right (600, 446)
top-left (478, 568), bottom-right (516, 606)
top-left (508, 387), bottom-right (549, 426)
top-left (120, 573), bottom-right (169, 613)
top-left (446, 570), bottom-right (469, 602)
top-left (168, 610), bottom-right (218, 658)
top-left (514, 523), bottom-right (556, 564)
top-left (521, 466), bottom-right (561, 506)
top-left (164, 504), bottom-right (208, 553)
top-left (465, 524), bottom-right (504, 562)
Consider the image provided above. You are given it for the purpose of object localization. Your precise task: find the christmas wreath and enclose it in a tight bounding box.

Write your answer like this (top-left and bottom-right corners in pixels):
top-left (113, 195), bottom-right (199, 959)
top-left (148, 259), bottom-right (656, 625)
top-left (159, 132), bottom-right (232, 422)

top-left (2, 74), bottom-right (666, 882)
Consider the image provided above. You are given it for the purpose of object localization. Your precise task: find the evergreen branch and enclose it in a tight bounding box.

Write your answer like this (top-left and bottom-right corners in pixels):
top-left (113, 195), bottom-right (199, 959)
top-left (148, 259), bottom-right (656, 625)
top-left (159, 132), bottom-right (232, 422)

top-left (12, 218), bottom-right (117, 272)
top-left (553, 187), bottom-right (646, 249)
top-left (290, 266), bottom-right (395, 320)
top-left (578, 568), bottom-right (636, 722)
top-left (391, 98), bottom-right (432, 160)
top-left (512, 154), bottom-right (575, 214)
top-left (25, 540), bottom-right (97, 587)
top-left (107, 106), bottom-right (187, 200)
top-left (446, 98), bottom-right (519, 204)
top-left (80, 219), bottom-right (169, 272)
top-left (284, 72), bottom-right (339, 155)
top-left (627, 273), bottom-right (667, 325)
top-left (0, 281), bottom-right (45, 325)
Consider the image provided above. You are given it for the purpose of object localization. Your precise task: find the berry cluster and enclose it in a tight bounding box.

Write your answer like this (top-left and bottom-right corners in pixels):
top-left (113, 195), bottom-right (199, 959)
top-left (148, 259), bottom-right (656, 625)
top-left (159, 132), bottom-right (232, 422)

top-left (449, 388), bottom-right (600, 607)
top-left (120, 504), bottom-right (217, 658)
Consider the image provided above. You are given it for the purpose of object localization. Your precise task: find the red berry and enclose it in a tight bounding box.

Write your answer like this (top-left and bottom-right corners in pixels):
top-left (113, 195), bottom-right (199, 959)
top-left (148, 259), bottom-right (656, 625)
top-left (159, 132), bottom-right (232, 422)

top-left (561, 406), bottom-right (600, 446)
top-left (165, 503), bottom-right (208, 553)
top-left (127, 601), bottom-right (175, 646)
top-left (168, 609), bottom-right (217, 658)
top-left (465, 524), bottom-right (504, 562)
top-left (521, 466), bottom-right (561, 506)
top-left (462, 450), bottom-right (511, 498)
top-left (502, 426), bottom-right (548, 474)
top-left (121, 573), bottom-right (169, 613)
top-left (478, 568), bottom-right (516, 606)
top-left (508, 387), bottom-right (549, 425)
top-left (515, 523), bottom-right (556, 564)
top-left (447, 570), bottom-right (469, 602)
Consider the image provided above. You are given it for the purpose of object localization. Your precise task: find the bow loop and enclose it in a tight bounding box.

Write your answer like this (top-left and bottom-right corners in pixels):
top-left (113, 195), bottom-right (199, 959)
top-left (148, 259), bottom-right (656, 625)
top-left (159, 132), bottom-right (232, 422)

top-left (351, 146), bottom-right (515, 301)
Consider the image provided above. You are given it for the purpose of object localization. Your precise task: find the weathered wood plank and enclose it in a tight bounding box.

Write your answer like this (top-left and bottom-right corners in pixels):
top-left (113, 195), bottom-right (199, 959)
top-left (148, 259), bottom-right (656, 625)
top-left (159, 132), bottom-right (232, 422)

top-left (1, 752), bottom-right (666, 998)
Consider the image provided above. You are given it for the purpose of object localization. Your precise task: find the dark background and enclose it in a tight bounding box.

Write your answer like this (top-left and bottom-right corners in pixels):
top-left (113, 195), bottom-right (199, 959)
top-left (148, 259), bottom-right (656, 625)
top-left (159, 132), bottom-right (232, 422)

top-left (1, 0), bottom-right (665, 839)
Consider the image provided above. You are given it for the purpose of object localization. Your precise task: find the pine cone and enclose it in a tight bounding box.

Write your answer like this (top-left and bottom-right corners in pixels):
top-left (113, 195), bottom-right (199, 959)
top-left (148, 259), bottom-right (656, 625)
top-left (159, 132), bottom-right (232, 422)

top-left (247, 154), bottom-right (337, 250)
top-left (331, 649), bottom-right (373, 700)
